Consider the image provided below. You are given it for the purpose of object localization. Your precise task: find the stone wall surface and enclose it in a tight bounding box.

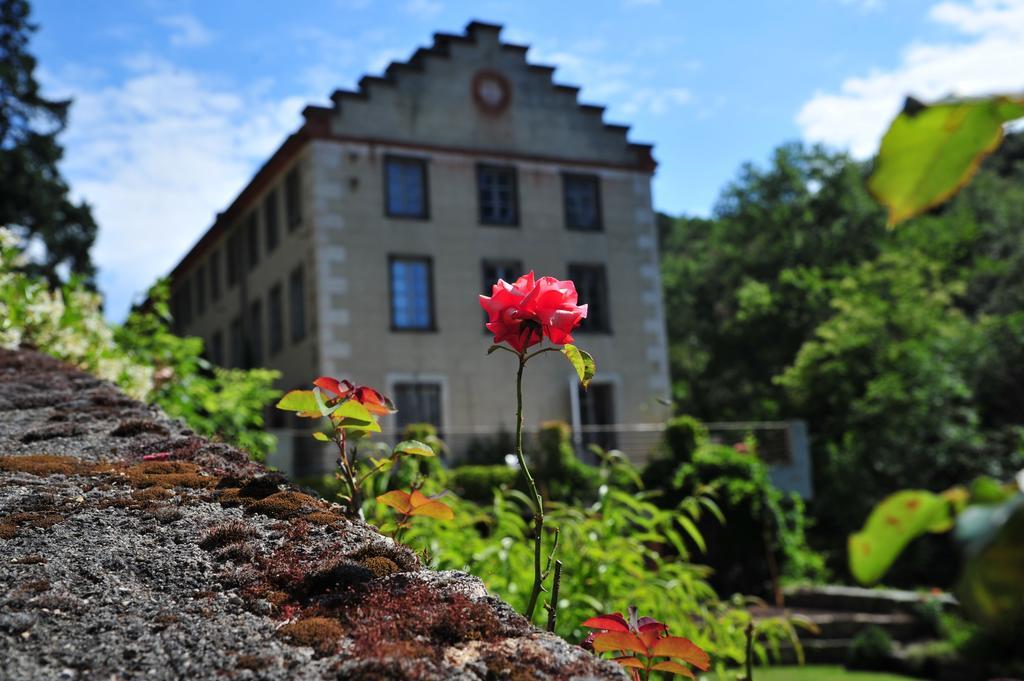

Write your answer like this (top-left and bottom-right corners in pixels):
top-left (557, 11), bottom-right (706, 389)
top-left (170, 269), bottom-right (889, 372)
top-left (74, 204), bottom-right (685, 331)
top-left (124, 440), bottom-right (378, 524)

top-left (0, 348), bottom-right (624, 680)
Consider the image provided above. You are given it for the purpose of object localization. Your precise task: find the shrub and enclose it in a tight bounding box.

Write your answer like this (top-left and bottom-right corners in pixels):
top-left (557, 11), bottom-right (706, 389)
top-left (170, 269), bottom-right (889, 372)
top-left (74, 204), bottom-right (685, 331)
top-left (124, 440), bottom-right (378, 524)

top-left (847, 625), bottom-right (894, 670)
top-left (664, 415), bottom-right (708, 462)
top-left (446, 465), bottom-right (518, 503)
top-left (643, 415), bottom-right (827, 596)
top-left (364, 481), bottom-right (802, 676)
top-left (463, 428), bottom-right (515, 466)
top-left (530, 420), bottom-right (601, 503)
top-left (396, 423), bottom-right (446, 481)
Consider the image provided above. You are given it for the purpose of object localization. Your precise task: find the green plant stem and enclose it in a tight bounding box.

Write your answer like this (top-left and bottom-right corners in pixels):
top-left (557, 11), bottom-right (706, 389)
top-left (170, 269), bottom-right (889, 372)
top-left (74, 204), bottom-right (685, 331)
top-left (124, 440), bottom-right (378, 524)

top-left (546, 559), bottom-right (562, 632)
top-left (336, 430), bottom-right (361, 518)
top-left (745, 619), bottom-right (755, 681)
top-left (515, 352), bottom-right (547, 622)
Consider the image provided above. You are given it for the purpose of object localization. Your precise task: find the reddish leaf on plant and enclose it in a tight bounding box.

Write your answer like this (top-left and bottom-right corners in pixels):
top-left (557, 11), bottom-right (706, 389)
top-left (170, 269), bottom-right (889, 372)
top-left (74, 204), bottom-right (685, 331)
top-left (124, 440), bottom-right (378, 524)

top-left (376, 489), bottom-right (455, 520)
top-left (582, 608), bottom-right (707, 679)
top-left (581, 613), bottom-right (631, 632)
top-left (313, 376), bottom-right (396, 415)
top-left (592, 631), bottom-right (649, 657)
top-left (651, 636), bottom-right (710, 671)
top-left (650, 660), bottom-right (696, 679)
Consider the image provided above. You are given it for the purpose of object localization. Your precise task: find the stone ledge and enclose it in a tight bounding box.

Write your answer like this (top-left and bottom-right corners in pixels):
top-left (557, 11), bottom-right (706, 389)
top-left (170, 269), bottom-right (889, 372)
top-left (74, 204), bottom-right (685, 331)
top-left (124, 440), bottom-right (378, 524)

top-left (0, 348), bottom-right (624, 680)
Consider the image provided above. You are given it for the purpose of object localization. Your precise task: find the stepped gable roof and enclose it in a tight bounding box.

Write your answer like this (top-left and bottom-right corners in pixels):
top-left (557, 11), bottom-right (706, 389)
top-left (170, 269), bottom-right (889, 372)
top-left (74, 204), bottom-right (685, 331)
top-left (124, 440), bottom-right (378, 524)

top-left (170, 20), bottom-right (655, 280)
top-left (0, 347), bottom-right (626, 680)
top-left (319, 21), bottom-right (655, 171)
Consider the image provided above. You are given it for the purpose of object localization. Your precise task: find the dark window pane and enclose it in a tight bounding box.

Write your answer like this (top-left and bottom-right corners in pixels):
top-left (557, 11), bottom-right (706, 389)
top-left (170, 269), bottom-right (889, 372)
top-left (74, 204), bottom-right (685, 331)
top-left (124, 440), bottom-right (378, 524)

top-left (579, 383), bottom-right (616, 450)
top-left (248, 300), bottom-right (263, 367)
top-left (477, 164), bottom-right (518, 225)
top-left (264, 190), bottom-right (280, 252)
top-left (390, 257), bottom-right (434, 330)
top-left (563, 174), bottom-right (602, 231)
top-left (227, 230), bottom-right (241, 287)
top-left (210, 250), bottom-right (221, 301)
top-left (289, 265), bottom-right (306, 343)
top-left (268, 283), bottom-right (283, 356)
top-left (386, 157), bottom-right (428, 218)
top-left (286, 168), bottom-right (302, 230)
top-left (394, 382), bottom-right (443, 434)
top-left (246, 213), bottom-right (260, 270)
top-left (177, 280), bottom-right (192, 328)
top-left (568, 263), bottom-right (610, 332)
top-left (210, 330), bottom-right (224, 366)
top-left (229, 316), bottom-right (243, 368)
top-left (481, 259), bottom-right (523, 289)
top-left (196, 264), bottom-right (206, 317)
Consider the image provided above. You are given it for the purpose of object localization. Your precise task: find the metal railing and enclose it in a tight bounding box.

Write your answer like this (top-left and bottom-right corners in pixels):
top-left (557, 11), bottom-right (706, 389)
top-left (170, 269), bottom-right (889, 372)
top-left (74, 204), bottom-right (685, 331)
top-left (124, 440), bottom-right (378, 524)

top-left (268, 419), bottom-right (814, 498)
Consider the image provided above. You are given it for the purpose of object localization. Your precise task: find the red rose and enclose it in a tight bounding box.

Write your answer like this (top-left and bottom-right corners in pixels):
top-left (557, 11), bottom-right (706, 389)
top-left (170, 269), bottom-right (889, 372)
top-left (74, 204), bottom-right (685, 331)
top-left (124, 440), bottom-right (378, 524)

top-left (479, 271), bottom-right (588, 353)
top-left (523, 276), bottom-right (588, 346)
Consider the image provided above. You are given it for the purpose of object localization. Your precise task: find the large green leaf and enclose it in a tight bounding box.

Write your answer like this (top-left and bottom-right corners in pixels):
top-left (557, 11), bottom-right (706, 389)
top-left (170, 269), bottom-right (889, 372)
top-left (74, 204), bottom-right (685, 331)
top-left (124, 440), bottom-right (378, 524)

top-left (868, 95), bottom-right (1024, 226)
top-left (329, 399), bottom-right (381, 433)
top-left (561, 344), bottom-right (596, 389)
top-left (955, 494), bottom-right (1024, 632)
top-left (849, 489), bottom-right (951, 585)
top-left (276, 389), bottom-right (318, 413)
top-left (393, 439), bottom-right (435, 457)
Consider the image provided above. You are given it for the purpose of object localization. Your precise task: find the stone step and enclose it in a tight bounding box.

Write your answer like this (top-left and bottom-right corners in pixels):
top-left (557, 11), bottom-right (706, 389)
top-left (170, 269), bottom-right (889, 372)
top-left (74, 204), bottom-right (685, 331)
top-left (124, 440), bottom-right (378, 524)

top-left (783, 584), bottom-right (956, 614)
top-left (774, 638), bottom-right (855, 666)
top-left (751, 606), bottom-right (926, 641)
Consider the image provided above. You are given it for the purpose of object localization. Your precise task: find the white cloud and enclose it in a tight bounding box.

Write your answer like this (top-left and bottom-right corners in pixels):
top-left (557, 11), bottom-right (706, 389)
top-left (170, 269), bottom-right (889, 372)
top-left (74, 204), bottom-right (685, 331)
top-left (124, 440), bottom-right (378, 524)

top-left (42, 56), bottom-right (304, 320)
top-left (797, 0), bottom-right (1024, 157)
top-left (526, 42), bottom-right (693, 117)
top-left (621, 87), bottom-right (693, 116)
top-left (158, 14), bottom-right (214, 48)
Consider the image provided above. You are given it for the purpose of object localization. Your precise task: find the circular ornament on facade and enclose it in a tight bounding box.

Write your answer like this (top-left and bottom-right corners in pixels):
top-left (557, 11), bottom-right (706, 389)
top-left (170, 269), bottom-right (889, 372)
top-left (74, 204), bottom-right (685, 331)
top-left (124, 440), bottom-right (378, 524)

top-left (472, 70), bottom-right (511, 114)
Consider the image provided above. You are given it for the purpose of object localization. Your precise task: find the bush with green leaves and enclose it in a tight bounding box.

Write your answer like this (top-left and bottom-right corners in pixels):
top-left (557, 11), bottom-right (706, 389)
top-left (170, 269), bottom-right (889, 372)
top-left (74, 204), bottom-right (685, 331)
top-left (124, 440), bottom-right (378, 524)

top-left (531, 420), bottom-right (602, 503)
top-left (446, 464), bottom-right (519, 503)
top-left (0, 227), bottom-right (280, 458)
top-left (846, 625), bottom-right (894, 670)
top-left (363, 473), bottom-right (805, 676)
top-left (643, 415), bottom-right (827, 597)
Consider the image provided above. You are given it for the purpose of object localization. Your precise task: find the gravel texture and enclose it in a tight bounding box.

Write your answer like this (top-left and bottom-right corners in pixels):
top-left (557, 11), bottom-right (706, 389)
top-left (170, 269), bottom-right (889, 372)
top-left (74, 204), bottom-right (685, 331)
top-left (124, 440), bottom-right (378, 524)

top-left (0, 348), bottom-right (625, 680)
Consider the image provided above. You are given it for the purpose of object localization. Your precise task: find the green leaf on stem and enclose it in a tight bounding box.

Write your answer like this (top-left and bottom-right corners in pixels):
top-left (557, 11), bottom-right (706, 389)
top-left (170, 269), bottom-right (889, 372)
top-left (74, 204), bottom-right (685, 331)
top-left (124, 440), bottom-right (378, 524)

top-left (312, 431), bottom-right (330, 442)
top-left (955, 494), bottom-right (1024, 630)
top-left (276, 390), bottom-right (318, 413)
top-left (393, 439), bottom-right (435, 457)
top-left (868, 95), bottom-right (1024, 226)
top-left (561, 344), bottom-right (596, 389)
top-left (848, 489), bottom-right (952, 585)
top-left (329, 400), bottom-right (381, 433)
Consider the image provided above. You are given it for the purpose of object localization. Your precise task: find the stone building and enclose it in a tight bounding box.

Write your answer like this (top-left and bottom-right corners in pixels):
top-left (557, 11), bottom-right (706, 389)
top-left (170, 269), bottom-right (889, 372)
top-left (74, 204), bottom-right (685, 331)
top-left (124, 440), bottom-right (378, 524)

top-left (167, 21), bottom-right (671, 476)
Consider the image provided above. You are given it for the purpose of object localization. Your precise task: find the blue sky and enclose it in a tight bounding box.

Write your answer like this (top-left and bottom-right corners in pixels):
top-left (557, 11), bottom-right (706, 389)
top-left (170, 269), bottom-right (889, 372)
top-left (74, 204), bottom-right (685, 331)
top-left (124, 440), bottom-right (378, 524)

top-left (29, 0), bottom-right (1024, 320)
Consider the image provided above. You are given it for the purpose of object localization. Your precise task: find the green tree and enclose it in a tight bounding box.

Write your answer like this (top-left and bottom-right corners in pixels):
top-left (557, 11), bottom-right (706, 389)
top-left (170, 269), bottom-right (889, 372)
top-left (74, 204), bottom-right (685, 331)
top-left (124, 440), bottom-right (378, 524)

top-left (662, 137), bottom-right (1024, 581)
top-left (660, 143), bottom-right (886, 420)
top-left (0, 0), bottom-right (97, 287)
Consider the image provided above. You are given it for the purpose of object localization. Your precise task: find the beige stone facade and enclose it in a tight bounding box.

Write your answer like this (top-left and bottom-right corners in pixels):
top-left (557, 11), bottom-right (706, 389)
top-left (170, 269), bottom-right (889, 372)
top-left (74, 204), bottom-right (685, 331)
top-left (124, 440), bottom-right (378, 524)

top-left (168, 22), bottom-right (671, 476)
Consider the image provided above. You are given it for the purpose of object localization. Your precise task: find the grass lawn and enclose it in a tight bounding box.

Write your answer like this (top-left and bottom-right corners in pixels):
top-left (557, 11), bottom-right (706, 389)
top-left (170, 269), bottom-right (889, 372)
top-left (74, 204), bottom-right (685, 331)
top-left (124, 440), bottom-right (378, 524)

top-left (739, 666), bottom-right (920, 681)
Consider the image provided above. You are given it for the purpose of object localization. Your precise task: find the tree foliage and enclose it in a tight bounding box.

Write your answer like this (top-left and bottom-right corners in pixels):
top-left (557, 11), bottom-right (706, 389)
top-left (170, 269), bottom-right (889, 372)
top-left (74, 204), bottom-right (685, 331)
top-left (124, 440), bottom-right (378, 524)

top-left (0, 0), bottom-right (98, 286)
top-left (660, 137), bottom-right (1024, 581)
